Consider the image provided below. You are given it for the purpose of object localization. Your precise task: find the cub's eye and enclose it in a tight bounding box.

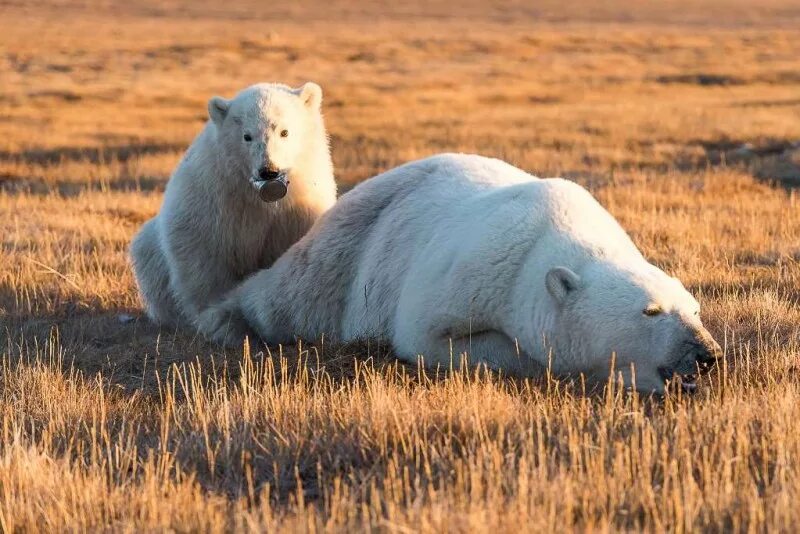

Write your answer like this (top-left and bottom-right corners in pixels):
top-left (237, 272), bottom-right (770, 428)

top-left (243, 134), bottom-right (252, 142)
top-left (643, 305), bottom-right (663, 317)
top-left (280, 129), bottom-right (289, 138)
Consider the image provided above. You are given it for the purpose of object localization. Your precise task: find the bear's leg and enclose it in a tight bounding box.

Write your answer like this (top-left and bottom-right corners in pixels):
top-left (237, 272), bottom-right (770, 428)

top-left (130, 219), bottom-right (183, 326)
top-left (446, 330), bottom-right (537, 376)
top-left (196, 295), bottom-right (254, 348)
top-left (196, 267), bottom-right (289, 348)
top-left (396, 318), bottom-right (528, 374)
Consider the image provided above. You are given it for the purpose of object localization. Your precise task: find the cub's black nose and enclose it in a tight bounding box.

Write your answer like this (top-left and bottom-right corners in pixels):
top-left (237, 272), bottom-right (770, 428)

top-left (258, 167), bottom-right (280, 181)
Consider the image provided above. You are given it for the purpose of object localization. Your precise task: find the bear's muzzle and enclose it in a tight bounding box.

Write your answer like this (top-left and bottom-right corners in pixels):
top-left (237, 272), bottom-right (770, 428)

top-left (658, 328), bottom-right (722, 393)
top-left (251, 169), bottom-right (289, 202)
top-left (692, 329), bottom-right (723, 375)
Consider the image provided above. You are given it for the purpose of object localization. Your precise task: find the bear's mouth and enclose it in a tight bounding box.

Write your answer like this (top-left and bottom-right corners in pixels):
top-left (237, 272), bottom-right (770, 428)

top-left (658, 368), bottom-right (699, 394)
top-left (250, 171), bottom-right (289, 202)
top-left (657, 341), bottom-right (720, 395)
top-left (677, 374), bottom-right (698, 394)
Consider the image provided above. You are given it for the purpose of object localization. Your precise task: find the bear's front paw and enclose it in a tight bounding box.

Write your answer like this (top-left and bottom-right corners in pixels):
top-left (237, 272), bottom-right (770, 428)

top-left (197, 302), bottom-right (253, 348)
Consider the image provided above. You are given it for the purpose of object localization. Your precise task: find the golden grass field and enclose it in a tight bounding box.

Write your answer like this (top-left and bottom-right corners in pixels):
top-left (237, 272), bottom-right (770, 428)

top-left (1, 0), bottom-right (800, 530)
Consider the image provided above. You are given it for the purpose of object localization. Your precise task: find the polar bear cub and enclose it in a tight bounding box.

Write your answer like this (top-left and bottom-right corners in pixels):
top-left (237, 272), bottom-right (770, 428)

top-left (130, 82), bottom-right (336, 327)
top-left (199, 154), bottom-right (721, 394)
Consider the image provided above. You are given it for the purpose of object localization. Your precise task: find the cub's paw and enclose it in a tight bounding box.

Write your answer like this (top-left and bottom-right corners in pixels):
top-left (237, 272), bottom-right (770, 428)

top-left (197, 302), bottom-right (253, 348)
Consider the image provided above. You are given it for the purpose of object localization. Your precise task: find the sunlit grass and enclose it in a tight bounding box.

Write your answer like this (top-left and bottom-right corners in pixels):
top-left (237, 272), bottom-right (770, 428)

top-left (0, 0), bottom-right (799, 530)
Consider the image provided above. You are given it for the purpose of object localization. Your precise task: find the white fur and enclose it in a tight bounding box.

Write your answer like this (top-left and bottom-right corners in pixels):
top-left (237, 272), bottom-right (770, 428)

top-left (130, 82), bottom-right (336, 326)
top-left (200, 154), bottom-right (720, 393)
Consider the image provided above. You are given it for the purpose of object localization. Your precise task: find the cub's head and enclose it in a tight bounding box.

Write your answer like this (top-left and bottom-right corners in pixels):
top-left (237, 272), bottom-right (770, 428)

top-left (207, 82), bottom-right (323, 201)
top-left (545, 263), bottom-right (722, 394)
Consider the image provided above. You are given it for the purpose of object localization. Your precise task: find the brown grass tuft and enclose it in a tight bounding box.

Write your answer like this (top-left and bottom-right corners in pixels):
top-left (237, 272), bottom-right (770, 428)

top-left (1, 0), bottom-right (799, 530)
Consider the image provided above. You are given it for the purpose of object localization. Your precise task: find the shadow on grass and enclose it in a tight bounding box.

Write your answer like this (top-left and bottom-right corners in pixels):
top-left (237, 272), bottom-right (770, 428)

top-left (0, 142), bottom-right (185, 166)
top-left (1, 306), bottom-right (407, 397)
top-left (0, 142), bottom-right (183, 196)
top-left (0, 174), bottom-right (169, 196)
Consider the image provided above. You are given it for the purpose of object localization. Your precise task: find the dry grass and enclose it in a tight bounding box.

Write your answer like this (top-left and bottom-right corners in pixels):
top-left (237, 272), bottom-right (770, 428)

top-left (1, 0), bottom-right (800, 530)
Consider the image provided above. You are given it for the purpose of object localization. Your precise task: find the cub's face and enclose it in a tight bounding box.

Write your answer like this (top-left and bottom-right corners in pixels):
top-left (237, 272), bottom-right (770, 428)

top-left (546, 264), bottom-right (721, 394)
top-left (207, 82), bottom-right (322, 197)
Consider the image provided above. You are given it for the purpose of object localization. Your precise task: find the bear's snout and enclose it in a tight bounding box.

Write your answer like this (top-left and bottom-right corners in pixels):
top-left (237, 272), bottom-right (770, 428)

top-left (678, 334), bottom-right (722, 375)
top-left (658, 328), bottom-right (722, 392)
top-left (694, 332), bottom-right (722, 374)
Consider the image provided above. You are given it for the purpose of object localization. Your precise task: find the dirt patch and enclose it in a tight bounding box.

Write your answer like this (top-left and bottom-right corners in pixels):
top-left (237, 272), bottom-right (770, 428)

top-left (653, 73), bottom-right (745, 86)
top-left (675, 138), bottom-right (800, 187)
top-left (27, 90), bottom-right (83, 102)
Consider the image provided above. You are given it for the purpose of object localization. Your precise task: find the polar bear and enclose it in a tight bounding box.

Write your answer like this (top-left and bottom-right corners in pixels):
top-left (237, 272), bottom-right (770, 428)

top-left (199, 154), bottom-right (721, 394)
top-left (130, 82), bottom-right (336, 327)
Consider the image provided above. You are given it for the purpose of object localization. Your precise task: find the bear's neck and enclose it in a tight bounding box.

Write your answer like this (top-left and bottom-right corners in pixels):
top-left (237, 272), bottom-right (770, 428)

top-left (503, 231), bottom-right (586, 372)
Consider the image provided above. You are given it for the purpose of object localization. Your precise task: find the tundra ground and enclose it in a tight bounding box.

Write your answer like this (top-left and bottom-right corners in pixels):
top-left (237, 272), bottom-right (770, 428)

top-left (1, 1), bottom-right (799, 530)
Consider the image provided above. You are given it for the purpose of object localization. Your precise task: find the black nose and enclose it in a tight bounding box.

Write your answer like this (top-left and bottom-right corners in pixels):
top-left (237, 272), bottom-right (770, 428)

top-left (696, 341), bottom-right (722, 374)
top-left (258, 167), bottom-right (280, 181)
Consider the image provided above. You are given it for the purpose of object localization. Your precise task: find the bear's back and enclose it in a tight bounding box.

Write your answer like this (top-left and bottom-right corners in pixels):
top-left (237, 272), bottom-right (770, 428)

top-left (531, 178), bottom-right (642, 261)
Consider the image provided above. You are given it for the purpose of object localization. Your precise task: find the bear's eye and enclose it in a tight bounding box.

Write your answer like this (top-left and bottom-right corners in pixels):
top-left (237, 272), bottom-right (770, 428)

top-left (280, 129), bottom-right (289, 138)
top-left (243, 134), bottom-right (252, 142)
top-left (643, 305), bottom-right (663, 317)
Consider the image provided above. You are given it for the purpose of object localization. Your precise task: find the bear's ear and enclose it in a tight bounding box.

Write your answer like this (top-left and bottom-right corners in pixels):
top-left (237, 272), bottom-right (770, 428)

top-left (546, 267), bottom-right (581, 306)
top-left (208, 96), bottom-right (230, 126)
top-left (298, 82), bottom-right (322, 111)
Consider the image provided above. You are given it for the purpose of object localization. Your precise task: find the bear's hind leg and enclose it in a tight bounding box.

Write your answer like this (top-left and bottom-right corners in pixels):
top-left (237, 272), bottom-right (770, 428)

top-left (129, 219), bottom-right (183, 326)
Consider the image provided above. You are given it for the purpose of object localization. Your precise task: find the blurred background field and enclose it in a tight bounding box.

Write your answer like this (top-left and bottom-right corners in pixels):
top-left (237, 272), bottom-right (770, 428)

top-left (0, 0), bottom-right (799, 531)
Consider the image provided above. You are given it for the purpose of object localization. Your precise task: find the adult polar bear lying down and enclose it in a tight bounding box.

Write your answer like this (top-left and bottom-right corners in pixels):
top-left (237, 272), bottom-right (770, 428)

top-left (200, 154), bottom-right (722, 394)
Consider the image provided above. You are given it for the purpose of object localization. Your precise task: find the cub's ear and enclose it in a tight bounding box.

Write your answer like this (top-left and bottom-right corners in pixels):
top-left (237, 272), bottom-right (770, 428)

top-left (208, 96), bottom-right (230, 126)
top-left (546, 267), bottom-right (581, 305)
top-left (298, 82), bottom-right (322, 111)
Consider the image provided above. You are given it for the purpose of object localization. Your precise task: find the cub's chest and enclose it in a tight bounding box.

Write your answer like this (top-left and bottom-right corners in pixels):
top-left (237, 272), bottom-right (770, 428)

top-left (220, 206), bottom-right (272, 265)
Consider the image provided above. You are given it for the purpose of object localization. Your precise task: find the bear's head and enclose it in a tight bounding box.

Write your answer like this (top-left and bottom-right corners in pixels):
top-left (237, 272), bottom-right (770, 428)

top-left (544, 262), bottom-right (722, 394)
top-left (207, 82), bottom-right (324, 201)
